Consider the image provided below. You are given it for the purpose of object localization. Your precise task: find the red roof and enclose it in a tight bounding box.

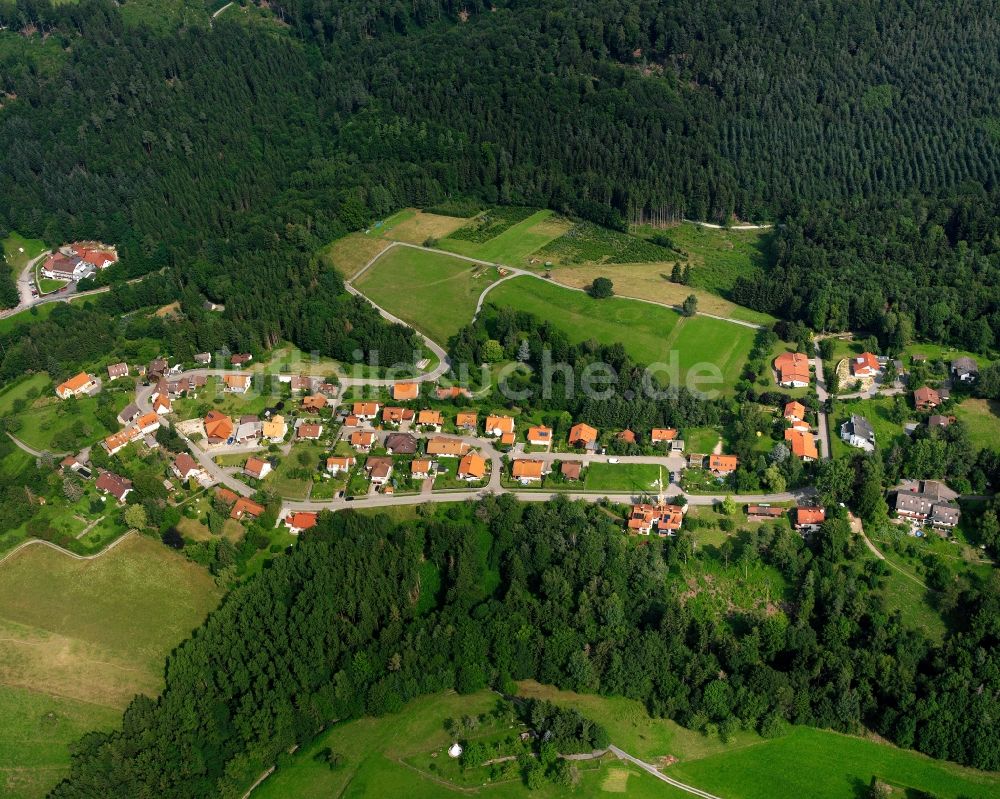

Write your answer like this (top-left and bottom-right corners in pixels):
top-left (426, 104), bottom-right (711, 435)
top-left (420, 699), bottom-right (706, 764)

top-left (795, 507), bottom-right (826, 527)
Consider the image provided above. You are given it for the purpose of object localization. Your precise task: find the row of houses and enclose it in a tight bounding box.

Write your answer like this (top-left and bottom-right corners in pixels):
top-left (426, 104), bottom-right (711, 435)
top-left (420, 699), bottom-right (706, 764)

top-left (892, 480), bottom-right (961, 531)
top-left (101, 411), bottom-right (161, 455)
top-left (747, 504), bottom-right (826, 533)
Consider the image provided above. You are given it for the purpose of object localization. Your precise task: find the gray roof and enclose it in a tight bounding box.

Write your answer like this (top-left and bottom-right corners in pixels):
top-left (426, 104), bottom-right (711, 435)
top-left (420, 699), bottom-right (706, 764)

top-left (384, 432), bottom-right (417, 454)
top-left (849, 414), bottom-right (874, 441)
top-left (951, 356), bottom-right (979, 375)
top-left (930, 504), bottom-right (961, 527)
top-left (118, 402), bottom-right (140, 422)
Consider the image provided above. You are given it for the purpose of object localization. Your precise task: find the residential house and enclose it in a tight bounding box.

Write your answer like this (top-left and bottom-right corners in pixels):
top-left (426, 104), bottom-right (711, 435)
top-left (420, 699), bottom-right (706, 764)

top-left (568, 423), bottom-right (598, 449)
top-left (650, 428), bottom-right (679, 445)
top-left (289, 375), bottom-right (318, 393)
top-left (350, 431), bottom-right (376, 452)
top-left (70, 243), bottom-right (117, 269)
top-left (774, 352), bottom-right (810, 387)
top-left (302, 393), bottom-right (329, 411)
top-left (747, 505), bottom-right (785, 521)
top-left (951, 356), bottom-right (979, 383)
top-left (526, 426), bottom-right (552, 447)
top-left (284, 512), bottom-right (318, 534)
top-left (627, 503), bottom-right (685, 535)
top-left (204, 410), bottom-right (234, 444)
top-left (893, 480), bottom-right (961, 531)
top-left (231, 497), bottom-right (265, 521)
top-left (426, 437), bottom-right (469, 457)
top-left (913, 386), bottom-right (941, 411)
top-left (794, 506), bottom-right (826, 533)
top-left (243, 457), bottom-right (272, 480)
top-left (296, 423), bottom-right (323, 441)
top-left (215, 487), bottom-right (240, 506)
top-left (385, 432), bottom-right (417, 455)
top-left (382, 406), bottom-right (415, 425)
top-left (560, 461), bottom-right (582, 481)
top-left (499, 431), bottom-right (516, 447)
top-left (106, 362), bottom-right (129, 380)
top-left (458, 453), bottom-right (487, 481)
top-left (56, 372), bottom-right (97, 399)
top-left (366, 456), bottom-right (394, 487)
top-left (102, 429), bottom-right (136, 456)
top-left (709, 454), bottom-right (739, 476)
top-left (485, 415), bottom-right (515, 438)
top-left (230, 353), bottom-right (253, 366)
top-left (511, 459), bottom-right (546, 484)
top-left (687, 454), bottom-right (706, 469)
top-left (455, 412), bottom-right (478, 431)
top-left (392, 382), bottom-right (420, 401)
top-left (783, 401), bottom-right (806, 424)
top-left (928, 414), bottom-right (955, 429)
top-left (171, 453), bottom-right (204, 482)
top-left (326, 456), bottom-right (356, 475)
top-left (194, 352), bottom-right (212, 365)
top-left (60, 455), bottom-right (84, 473)
top-left (840, 414), bottom-right (875, 452)
top-left (234, 415), bottom-right (261, 443)
top-left (135, 412), bottom-right (160, 436)
top-left (223, 373), bottom-right (251, 394)
top-left (147, 357), bottom-right (169, 383)
top-left (436, 386), bottom-right (472, 400)
top-left (617, 429), bottom-right (637, 445)
top-left (352, 402), bottom-right (381, 421)
top-left (262, 415), bottom-right (287, 442)
top-left (152, 394), bottom-right (172, 414)
top-left (411, 459), bottom-right (432, 479)
top-left (784, 428), bottom-right (818, 461)
top-left (850, 352), bottom-right (881, 379)
top-left (118, 402), bottom-right (141, 425)
top-left (417, 409), bottom-right (444, 431)
top-left (95, 470), bottom-right (132, 503)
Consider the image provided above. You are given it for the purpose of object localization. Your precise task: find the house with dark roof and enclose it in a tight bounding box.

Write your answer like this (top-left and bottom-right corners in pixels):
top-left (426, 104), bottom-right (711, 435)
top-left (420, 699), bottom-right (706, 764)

top-left (951, 356), bottom-right (979, 383)
top-left (913, 386), bottom-right (941, 411)
top-left (95, 470), bottom-right (133, 503)
top-left (385, 432), bottom-right (418, 455)
top-left (840, 414), bottom-right (875, 451)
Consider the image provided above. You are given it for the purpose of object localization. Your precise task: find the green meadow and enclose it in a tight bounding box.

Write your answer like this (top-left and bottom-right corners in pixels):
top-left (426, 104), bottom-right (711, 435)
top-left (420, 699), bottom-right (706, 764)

top-left (354, 245), bottom-right (498, 345)
top-left (485, 276), bottom-right (755, 394)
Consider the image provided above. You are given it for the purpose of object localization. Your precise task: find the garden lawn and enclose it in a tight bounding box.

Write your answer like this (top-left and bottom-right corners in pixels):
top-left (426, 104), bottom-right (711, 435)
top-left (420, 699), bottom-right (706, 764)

top-left (36, 277), bottom-right (67, 294)
top-left (0, 536), bottom-right (222, 799)
top-left (830, 396), bottom-right (909, 459)
top-left (953, 398), bottom-right (1000, 450)
top-left (353, 245), bottom-right (498, 345)
top-left (485, 277), bottom-right (755, 394)
top-left (584, 462), bottom-right (661, 493)
top-left (439, 209), bottom-right (574, 265)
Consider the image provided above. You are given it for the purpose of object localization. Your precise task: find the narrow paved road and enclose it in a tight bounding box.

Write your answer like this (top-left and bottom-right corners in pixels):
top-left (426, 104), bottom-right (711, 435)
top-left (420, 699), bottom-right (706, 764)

top-left (6, 431), bottom-right (68, 458)
top-left (0, 531), bottom-right (137, 566)
top-left (608, 745), bottom-right (724, 799)
top-left (812, 341), bottom-right (831, 460)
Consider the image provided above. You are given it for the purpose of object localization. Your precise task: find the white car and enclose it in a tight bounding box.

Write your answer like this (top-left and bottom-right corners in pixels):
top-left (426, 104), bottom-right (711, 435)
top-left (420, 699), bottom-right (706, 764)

top-left (607, 457), bottom-right (620, 464)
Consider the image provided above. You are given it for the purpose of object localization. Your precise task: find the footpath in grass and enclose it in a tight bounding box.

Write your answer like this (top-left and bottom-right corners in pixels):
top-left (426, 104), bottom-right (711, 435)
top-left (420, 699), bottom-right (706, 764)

top-left (485, 276), bottom-right (755, 394)
top-left (0, 536), bottom-right (223, 799)
top-left (354, 245), bottom-right (498, 345)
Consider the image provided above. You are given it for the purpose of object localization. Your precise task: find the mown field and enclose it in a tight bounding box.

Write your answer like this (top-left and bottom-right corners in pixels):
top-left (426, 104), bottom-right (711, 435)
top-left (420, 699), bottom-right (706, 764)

top-left (954, 398), bottom-right (1000, 450)
top-left (253, 682), bottom-right (1000, 799)
top-left (0, 536), bottom-right (222, 799)
top-left (2, 232), bottom-right (47, 282)
top-left (485, 277), bottom-right (756, 395)
top-left (353, 245), bottom-right (498, 345)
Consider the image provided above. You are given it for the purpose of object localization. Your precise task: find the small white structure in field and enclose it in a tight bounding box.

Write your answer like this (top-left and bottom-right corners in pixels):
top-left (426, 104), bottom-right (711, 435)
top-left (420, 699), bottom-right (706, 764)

top-left (448, 742), bottom-right (463, 759)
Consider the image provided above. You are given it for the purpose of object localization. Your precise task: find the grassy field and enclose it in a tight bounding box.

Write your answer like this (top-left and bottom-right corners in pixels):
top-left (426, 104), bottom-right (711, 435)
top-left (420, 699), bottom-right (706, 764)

top-left (0, 536), bottom-right (222, 799)
top-left (2, 232), bottom-right (47, 282)
top-left (485, 277), bottom-right (755, 394)
top-left (0, 373), bottom-right (128, 453)
top-left (532, 221), bottom-right (674, 265)
top-left (36, 277), bottom-right (67, 294)
top-left (373, 208), bottom-right (471, 245)
top-left (584, 463), bottom-right (662, 493)
top-left (684, 426), bottom-right (723, 454)
top-left (353, 245), bottom-right (498, 345)
top-left (439, 209), bottom-right (573, 265)
top-left (320, 233), bottom-right (392, 279)
top-left (643, 222), bottom-right (775, 296)
top-left (520, 683), bottom-right (999, 799)
top-left (253, 688), bottom-right (688, 799)
top-left (954, 398), bottom-right (1000, 450)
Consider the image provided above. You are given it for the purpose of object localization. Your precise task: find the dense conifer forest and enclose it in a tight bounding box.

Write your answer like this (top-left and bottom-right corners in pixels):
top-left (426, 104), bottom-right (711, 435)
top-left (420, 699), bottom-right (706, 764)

top-left (2, 0), bottom-right (1000, 356)
top-left (49, 501), bottom-right (1000, 796)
